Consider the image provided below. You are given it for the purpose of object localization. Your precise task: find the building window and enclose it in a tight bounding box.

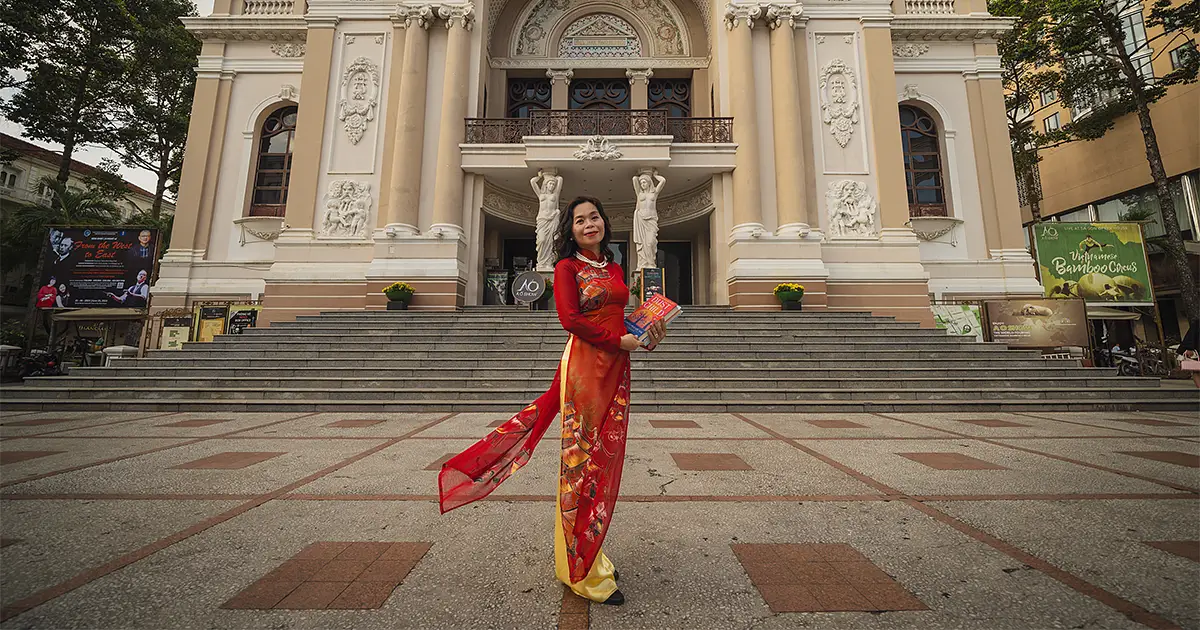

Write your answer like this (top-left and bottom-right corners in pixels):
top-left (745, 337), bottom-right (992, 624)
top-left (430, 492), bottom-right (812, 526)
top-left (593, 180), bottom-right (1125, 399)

top-left (1043, 112), bottom-right (1061, 133)
top-left (648, 79), bottom-right (691, 117)
top-left (899, 104), bottom-right (947, 218)
top-left (569, 79), bottom-right (631, 110)
top-left (505, 78), bottom-right (551, 118)
top-left (249, 105), bottom-right (297, 218)
top-left (1040, 90), bottom-right (1057, 107)
top-left (0, 169), bottom-right (17, 189)
top-left (1170, 42), bottom-right (1197, 70)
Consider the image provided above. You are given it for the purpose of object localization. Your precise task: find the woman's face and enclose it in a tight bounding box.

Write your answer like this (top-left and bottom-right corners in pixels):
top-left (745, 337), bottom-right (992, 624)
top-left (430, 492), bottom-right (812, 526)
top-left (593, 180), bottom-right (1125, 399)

top-left (572, 202), bottom-right (605, 250)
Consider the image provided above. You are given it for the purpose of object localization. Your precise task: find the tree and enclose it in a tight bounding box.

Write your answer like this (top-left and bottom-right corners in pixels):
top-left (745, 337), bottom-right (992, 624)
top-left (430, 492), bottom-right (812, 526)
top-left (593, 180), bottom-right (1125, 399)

top-left (996, 0), bottom-right (1200, 321)
top-left (0, 0), bottom-right (142, 190)
top-left (111, 0), bottom-right (199, 219)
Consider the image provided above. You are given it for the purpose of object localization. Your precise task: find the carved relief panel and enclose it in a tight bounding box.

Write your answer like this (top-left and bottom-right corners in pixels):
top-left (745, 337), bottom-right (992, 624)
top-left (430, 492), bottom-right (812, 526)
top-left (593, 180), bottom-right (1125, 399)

top-left (812, 31), bottom-right (868, 176)
top-left (327, 31), bottom-right (386, 176)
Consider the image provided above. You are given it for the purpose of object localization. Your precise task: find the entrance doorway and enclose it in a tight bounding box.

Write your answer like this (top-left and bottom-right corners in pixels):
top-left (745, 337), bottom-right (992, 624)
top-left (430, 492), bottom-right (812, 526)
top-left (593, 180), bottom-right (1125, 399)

top-left (657, 241), bottom-right (693, 305)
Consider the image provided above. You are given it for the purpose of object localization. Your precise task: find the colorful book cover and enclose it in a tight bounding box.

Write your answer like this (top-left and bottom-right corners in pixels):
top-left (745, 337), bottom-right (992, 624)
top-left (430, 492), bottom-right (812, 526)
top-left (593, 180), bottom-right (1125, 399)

top-left (625, 293), bottom-right (681, 349)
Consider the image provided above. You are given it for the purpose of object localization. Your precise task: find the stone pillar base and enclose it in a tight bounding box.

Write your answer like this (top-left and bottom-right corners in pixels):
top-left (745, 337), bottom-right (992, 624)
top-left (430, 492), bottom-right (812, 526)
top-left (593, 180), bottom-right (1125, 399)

top-left (727, 234), bottom-right (830, 311)
top-left (821, 238), bottom-right (935, 326)
top-left (363, 229), bottom-right (468, 312)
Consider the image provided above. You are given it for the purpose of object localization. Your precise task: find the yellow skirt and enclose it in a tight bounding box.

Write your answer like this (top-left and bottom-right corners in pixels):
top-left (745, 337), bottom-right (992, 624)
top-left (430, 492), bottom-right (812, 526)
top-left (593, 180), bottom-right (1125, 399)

top-left (555, 491), bottom-right (618, 602)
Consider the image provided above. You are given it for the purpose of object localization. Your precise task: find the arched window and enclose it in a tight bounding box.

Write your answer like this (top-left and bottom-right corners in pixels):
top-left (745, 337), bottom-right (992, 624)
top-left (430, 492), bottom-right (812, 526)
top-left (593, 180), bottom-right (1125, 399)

top-left (250, 105), bottom-right (297, 217)
top-left (899, 104), bottom-right (947, 217)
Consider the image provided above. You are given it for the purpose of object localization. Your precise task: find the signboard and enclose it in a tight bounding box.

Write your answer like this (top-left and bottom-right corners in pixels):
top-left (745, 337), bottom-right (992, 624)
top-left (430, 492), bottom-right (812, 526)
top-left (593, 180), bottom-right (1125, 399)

top-left (1033, 222), bottom-right (1154, 304)
top-left (984, 298), bottom-right (1089, 348)
top-left (36, 227), bottom-right (159, 309)
top-left (931, 304), bottom-right (984, 343)
top-left (194, 306), bottom-right (228, 343)
top-left (159, 316), bottom-right (192, 350)
top-left (512, 271), bottom-right (546, 303)
top-left (485, 271), bottom-right (510, 306)
top-left (227, 305), bottom-right (262, 334)
top-left (639, 267), bottom-right (664, 303)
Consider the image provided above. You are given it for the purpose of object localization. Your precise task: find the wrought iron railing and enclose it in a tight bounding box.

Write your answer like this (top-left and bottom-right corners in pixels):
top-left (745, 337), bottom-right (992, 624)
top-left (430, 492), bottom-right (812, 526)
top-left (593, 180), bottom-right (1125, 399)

top-left (464, 110), bottom-right (733, 144)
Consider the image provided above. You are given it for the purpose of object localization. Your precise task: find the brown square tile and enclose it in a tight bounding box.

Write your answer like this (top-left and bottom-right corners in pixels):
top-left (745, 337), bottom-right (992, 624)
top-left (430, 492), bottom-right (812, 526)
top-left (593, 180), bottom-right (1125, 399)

top-left (170, 451), bottom-right (285, 470)
top-left (327, 580), bottom-right (396, 609)
top-left (274, 581), bottom-right (350, 609)
top-left (1, 538), bottom-right (21, 548)
top-left (829, 560), bottom-right (893, 584)
top-left (740, 559), bottom-right (795, 585)
top-left (263, 558), bottom-right (328, 582)
top-left (670, 452), bottom-right (753, 471)
top-left (1144, 540), bottom-right (1200, 562)
top-left (0, 450), bottom-right (65, 465)
top-left (3, 418), bottom-right (75, 427)
top-left (1116, 418), bottom-right (1190, 427)
top-left (806, 543), bottom-right (866, 562)
top-left (732, 543), bottom-right (787, 566)
top-left (898, 452), bottom-right (1008, 470)
top-left (158, 419), bottom-right (232, 428)
top-left (649, 419), bottom-right (701, 429)
top-left (424, 452), bottom-right (459, 471)
top-left (1117, 451), bottom-right (1200, 468)
top-left (335, 541), bottom-right (395, 562)
top-left (561, 588), bottom-right (590, 614)
top-left (790, 561), bottom-right (848, 584)
top-left (294, 541), bottom-right (351, 561)
top-left (310, 560), bottom-right (369, 582)
top-left (809, 583), bottom-right (873, 611)
top-left (221, 580), bottom-right (302, 609)
top-left (957, 419), bottom-right (1029, 428)
top-left (755, 584), bottom-right (821, 613)
top-left (379, 541), bottom-right (434, 563)
top-left (324, 419), bottom-right (384, 428)
top-left (807, 419), bottom-right (866, 429)
top-left (357, 560), bottom-right (415, 584)
top-left (853, 580), bottom-right (928, 611)
top-left (559, 613), bottom-right (590, 630)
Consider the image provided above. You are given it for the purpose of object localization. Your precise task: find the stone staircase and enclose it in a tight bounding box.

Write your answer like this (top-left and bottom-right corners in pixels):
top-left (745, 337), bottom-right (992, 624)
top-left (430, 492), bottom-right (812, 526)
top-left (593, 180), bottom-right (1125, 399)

top-left (2, 306), bottom-right (1195, 412)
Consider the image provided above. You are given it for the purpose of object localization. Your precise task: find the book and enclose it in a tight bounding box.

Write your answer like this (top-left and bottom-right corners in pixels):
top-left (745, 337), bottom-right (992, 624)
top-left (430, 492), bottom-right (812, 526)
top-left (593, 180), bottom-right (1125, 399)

top-left (625, 293), bottom-right (681, 350)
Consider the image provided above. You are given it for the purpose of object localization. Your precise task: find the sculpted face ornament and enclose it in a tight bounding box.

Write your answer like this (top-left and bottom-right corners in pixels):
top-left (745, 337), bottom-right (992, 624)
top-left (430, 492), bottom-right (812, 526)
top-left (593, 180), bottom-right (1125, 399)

top-left (819, 58), bottom-right (860, 148)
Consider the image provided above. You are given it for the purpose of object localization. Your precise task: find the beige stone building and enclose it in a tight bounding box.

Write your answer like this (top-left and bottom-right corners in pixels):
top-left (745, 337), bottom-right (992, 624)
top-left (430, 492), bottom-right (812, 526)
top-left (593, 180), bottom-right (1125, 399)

top-left (155, 0), bottom-right (1042, 326)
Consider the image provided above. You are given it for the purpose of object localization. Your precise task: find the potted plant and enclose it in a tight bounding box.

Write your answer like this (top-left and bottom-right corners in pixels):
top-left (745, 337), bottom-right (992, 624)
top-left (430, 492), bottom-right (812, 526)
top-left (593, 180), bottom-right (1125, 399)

top-left (383, 281), bottom-right (415, 310)
top-left (774, 283), bottom-right (805, 311)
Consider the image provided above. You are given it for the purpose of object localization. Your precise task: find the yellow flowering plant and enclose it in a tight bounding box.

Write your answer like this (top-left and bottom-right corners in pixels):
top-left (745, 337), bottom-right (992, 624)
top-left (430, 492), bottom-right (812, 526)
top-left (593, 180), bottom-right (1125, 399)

top-left (383, 281), bottom-right (415, 302)
top-left (773, 283), bottom-right (805, 302)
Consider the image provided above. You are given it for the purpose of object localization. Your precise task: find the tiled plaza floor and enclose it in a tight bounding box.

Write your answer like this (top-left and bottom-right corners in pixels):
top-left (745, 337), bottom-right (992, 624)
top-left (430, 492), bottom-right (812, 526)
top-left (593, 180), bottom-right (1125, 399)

top-left (0, 409), bottom-right (1197, 629)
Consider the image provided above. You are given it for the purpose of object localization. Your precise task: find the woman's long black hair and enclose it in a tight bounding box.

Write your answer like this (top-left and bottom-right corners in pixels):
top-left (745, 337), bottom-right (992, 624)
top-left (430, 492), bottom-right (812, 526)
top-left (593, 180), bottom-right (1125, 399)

top-left (554, 196), bottom-right (614, 263)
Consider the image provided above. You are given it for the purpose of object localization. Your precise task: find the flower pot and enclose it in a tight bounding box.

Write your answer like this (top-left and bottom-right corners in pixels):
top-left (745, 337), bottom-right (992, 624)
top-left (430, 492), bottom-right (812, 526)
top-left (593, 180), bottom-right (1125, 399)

top-left (781, 300), bottom-right (803, 311)
top-left (386, 300), bottom-right (409, 310)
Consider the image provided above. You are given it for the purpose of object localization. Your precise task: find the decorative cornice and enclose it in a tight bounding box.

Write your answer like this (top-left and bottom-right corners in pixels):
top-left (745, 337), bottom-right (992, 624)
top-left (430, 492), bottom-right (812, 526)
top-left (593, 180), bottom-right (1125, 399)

top-left (892, 43), bottom-right (930, 57)
top-left (438, 3), bottom-right (475, 30)
top-left (182, 16), bottom-right (308, 42)
top-left (490, 56), bottom-right (710, 69)
top-left (724, 2), bottom-right (764, 30)
top-left (270, 42), bottom-right (306, 57)
top-left (890, 15), bottom-right (1015, 41)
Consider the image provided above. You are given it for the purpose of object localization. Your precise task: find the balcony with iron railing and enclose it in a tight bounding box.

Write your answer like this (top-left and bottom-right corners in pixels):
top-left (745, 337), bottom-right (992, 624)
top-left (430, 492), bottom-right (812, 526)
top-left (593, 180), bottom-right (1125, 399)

top-left (465, 110), bottom-right (733, 144)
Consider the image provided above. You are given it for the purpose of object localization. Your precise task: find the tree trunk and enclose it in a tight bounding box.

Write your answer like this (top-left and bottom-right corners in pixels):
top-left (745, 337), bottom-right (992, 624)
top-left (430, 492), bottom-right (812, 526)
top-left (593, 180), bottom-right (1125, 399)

top-left (152, 158), bottom-right (168, 220)
top-left (22, 250), bottom-right (47, 352)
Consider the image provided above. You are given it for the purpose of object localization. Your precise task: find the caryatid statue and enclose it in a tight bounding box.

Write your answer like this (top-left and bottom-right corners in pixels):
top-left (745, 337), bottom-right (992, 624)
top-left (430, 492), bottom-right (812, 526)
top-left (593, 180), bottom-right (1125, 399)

top-left (632, 169), bottom-right (666, 270)
top-left (532, 169), bottom-right (564, 271)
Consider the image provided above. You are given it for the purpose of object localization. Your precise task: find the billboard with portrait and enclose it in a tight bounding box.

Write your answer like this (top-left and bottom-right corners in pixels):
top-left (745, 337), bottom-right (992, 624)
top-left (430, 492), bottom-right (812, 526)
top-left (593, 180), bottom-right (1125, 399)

top-left (35, 227), bottom-right (159, 309)
top-left (1032, 222), bottom-right (1154, 304)
top-left (984, 298), bottom-right (1089, 348)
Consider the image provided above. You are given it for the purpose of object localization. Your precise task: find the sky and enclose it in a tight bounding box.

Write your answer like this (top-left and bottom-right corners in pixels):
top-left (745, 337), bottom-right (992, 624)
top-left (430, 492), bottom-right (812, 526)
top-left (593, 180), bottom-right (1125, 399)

top-left (0, 0), bottom-right (216, 196)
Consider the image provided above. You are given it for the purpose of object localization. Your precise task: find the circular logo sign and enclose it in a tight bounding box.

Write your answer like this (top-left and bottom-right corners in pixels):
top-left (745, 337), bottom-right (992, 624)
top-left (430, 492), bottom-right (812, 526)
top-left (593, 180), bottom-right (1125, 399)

top-left (512, 271), bottom-right (546, 302)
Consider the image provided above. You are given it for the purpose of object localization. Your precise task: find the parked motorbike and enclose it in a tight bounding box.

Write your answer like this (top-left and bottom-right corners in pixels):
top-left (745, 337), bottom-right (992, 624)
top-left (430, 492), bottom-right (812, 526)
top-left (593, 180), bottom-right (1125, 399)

top-left (1110, 346), bottom-right (1140, 377)
top-left (18, 348), bottom-right (67, 378)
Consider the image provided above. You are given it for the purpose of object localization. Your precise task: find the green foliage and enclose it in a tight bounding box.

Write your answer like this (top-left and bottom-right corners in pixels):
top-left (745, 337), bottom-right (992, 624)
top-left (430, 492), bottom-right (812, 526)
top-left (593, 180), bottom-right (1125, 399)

top-left (0, 320), bottom-right (27, 347)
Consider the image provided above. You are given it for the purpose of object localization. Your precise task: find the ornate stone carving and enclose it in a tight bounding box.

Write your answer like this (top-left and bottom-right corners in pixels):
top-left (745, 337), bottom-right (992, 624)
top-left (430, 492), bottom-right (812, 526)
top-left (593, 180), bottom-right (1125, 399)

top-left (337, 57), bottom-right (379, 145)
top-left (270, 42), bottom-right (306, 58)
top-left (893, 43), bottom-right (930, 57)
top-left (559, 14), bottom-right (642, 57)
top-left (573, 136), bottom-right (623, 160)
top-left (531, 169), bottom-right (564, 271)
top-left (724, 2), bottom-right (763, 30)
top-left (547, 68), bottom-right (574, 84)
top-left (516, 0), bottom-right (685, 57)
top-left (632, 169), bottom-right (666, 270)
top-left (765, 4), bottom-right (802, 29)
top-left (400, 4), bottom-right (435, 29)
top-left (903, 83), bottom-right (920, 100)
top-left (826, 180), bottom-right (878, 239)
top-left (321, 180), bottom-right (372, 238)
top-left (439, 3), bottom-right (475, 30)
top-left (279, 84), bottom-right (298, 101)
top-left (374, 35), bottom-right (385, 44)
top-left (660, 185), bottom-right (713, 222)
top-left (626, 68), bottom-right (654, 83)
top-left (815, 34), bottom-right (826, 44)
top-left (843, 34), bottom-right (854, 44)
top-left (819, 58), bottom-right (860, 148)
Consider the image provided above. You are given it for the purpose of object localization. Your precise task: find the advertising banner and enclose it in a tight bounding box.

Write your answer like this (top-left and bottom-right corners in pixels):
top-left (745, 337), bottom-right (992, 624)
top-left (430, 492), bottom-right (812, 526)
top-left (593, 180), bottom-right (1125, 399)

top-left (931, 304), bottom-right (984, 342)
top-left (984, 298), bottom-right (1089, 348)
top-left (1032, 222), bottom-right (1154, 304)
top-left (227, 305), bottom-right (262, 334)
top-left (194, 306), bottom-right (229, 343)
top-left (639, 267), bottom-right (664, 302)
top-left (159, 316), bottom-right (192, 350)
top-left (36, 227), bottom-right (159, 309)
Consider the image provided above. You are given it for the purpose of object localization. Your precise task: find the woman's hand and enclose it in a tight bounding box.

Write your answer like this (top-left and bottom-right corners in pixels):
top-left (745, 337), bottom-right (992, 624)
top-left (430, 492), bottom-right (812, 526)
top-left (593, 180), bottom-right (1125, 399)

top-left (644, 320), bottom-right (667, 347)
top-left (619, 334), bottom-right (641, 352)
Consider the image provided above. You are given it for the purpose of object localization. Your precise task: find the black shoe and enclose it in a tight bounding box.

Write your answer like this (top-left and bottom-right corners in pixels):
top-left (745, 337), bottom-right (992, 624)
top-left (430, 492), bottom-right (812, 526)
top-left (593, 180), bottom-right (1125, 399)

top-left (614, 570), bottom-right (620, 581)
top-left (600, 589), bottom-right (625, 606)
